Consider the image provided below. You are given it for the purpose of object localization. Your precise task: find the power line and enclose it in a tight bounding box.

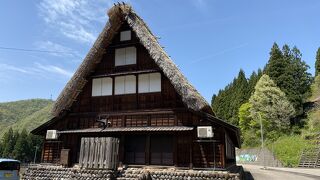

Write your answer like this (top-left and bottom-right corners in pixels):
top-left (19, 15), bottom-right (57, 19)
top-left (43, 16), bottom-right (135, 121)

top-left (0, 46), bottom-right (76, 55)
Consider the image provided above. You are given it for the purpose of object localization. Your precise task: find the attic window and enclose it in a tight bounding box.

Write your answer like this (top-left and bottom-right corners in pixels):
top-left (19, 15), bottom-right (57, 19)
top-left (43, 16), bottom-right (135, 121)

top-left (120, 30), bottom-right (131, 41)
top-left (115, 75), bottom-right (136, 95)
top-left (92, 77), bottom-right (112, 96)
top-left (115, 47), bottom-right (136, 66)
top-left (138, 73), bottom-right (161, 93)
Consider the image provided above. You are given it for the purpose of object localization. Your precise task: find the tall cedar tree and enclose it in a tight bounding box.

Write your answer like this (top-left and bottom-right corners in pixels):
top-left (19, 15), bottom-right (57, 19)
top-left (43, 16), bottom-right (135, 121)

top-left (0, 128), bottom-right (43, 162)
top-left (265, 43), bottom-right (312, 115)
top-left (248, 69), bottom-right (263, 97)
top-left (13, 129), bottom-right (29, 162)
top-left (2, 127), bottom-right (15, 158)
top-left (315, 48), bottom-right (320, 76)
top-left (212, 70), bottom-right (249, 126)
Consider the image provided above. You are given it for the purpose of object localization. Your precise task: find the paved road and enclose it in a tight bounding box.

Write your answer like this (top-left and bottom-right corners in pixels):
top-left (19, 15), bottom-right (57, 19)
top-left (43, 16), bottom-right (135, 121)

top-left (242, 164), bottom-right (320, 180)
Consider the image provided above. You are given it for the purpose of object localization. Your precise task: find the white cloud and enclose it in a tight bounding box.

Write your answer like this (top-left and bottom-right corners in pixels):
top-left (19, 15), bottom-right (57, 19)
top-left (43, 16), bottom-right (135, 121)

top-left (0, 63), bottom-right (73, 78)
top-left (34, 40), bottom-right (81, 58)
top-left (0, 64), bottom-right (33, 74)
top-left (38, 0), bottom-right (115, 44)
top-left (35, 63), bottom-right (74, 78)
top-left (190, 43), bottom-right (249, 64)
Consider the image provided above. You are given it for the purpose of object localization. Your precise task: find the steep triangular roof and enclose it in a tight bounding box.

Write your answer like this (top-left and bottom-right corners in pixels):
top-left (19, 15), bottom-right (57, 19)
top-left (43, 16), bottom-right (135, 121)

top-left (51, 3), bottom-right (213, 117)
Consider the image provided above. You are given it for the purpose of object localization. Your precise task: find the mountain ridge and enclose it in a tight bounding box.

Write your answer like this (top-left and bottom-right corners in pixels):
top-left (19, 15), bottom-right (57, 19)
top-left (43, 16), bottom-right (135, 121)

top-left (0, 99), bottom-right (53, 137)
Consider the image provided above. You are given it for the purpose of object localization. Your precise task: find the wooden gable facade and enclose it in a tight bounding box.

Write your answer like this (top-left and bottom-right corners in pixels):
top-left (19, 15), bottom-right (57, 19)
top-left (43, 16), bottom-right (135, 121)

top-left (32, 4), bottom-right (240, 170)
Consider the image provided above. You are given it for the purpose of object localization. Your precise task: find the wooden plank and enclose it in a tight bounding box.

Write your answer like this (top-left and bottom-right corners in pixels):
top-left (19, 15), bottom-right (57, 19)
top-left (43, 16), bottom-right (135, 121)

top-left (88, 138), bottom-right (95, 168)
top-left (79, 138), bottom-right (85, 167)
top-left (113, 138), bottom-right (119, 169)
top-left (106, 137), bottom-right (111, 169)
top-left (98, 137), bottom-right (105, 169)
top-left (94, 137), bottom-right (100, 168)
top-left (114, 138), bottom-right (119, 169)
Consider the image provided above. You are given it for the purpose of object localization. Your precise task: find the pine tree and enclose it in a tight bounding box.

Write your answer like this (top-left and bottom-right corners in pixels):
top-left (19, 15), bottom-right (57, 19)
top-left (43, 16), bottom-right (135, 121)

top-left (249, 75), bottom-right (295, 141)
top-left (248, 69), bottom-right (263, 98)
top-left (315, 48), bottom-right (320, 76)
top-left (13, 129), bottom-right (29, 162)
top-left (2, 128), bottom-right (15, 158)
top-left (27, 134), bottom-right (43, 163)
top-left (212, 69), bottom-right (249, 126)
top-left (0, 141), bottom-right (3, 156)
top-left (265, 43), bottom-right (312, 115)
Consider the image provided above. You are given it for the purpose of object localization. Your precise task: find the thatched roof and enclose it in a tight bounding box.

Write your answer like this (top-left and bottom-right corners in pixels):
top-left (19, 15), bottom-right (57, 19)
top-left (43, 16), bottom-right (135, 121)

top-left (51, 3), bottom-right (213, 117)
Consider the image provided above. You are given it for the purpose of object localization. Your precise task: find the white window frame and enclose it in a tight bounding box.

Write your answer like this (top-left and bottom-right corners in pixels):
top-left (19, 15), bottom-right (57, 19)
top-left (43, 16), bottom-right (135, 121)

top-left (92, 77), bottom-right (113, 96)
top-left (115, 75), bottom-right (136, 95)
top-left (138, 73), bottom-right (161, 93)
top-left (115, 46), bottom-right (136, 66)
top-left (120, 30), bottom-right (131, 41)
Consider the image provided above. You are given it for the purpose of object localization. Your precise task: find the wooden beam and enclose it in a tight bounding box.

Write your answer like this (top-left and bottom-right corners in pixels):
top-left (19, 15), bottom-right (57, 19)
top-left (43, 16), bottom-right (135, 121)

top-left (68, 108), bottom-right (185, 117)
top-left (91, 69), bottom-right (159, 78)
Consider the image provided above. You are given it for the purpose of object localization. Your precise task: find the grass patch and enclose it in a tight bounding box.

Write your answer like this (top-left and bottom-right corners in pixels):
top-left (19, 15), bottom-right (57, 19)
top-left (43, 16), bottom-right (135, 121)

top-left (268, 135), bottom-right (316, 167)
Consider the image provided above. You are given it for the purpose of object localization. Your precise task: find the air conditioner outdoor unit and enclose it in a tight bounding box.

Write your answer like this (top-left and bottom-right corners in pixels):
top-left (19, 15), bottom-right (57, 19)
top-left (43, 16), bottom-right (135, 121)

top-left (197, 126), bottom-right (213, 138)
top-left (46, 130), bottom-right (59, 140)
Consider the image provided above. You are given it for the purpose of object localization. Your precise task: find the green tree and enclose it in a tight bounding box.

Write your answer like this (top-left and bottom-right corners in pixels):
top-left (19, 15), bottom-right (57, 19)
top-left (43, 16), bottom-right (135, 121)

top-left (248, 69), bottom-right (263, 97)
top-left (238, 102), bottom-right (260, 147)
top-left (27, 134), bottom-right (43, 163)
top-left (212, 69), bottom-right (249, 126)
top-left (249, 75), bottom-right (295, 141)
top-left (265, 44), bottom-right (312, 115)
top-left (2, 128), bottom-right (15, 158)
top-left (239, 102), bottom-right (253, 132)
top-left (13, 129), bottom-right (29, 162)
top-left (315, 48), bottom-right (320, 76)
top-left (0, 141), bottom-right (3, 156)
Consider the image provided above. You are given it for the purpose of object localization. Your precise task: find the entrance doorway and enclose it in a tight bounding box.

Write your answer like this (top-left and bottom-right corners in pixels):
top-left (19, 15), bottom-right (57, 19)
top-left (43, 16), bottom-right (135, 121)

top-left (150, 136), bottom-right (173, 165)
top-left (125, 136), bottom-right (146, 164)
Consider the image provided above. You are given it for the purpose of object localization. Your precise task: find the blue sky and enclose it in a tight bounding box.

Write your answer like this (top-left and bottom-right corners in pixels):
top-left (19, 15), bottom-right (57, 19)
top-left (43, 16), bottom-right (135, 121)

top-left (0, 0), bottom-right (320, 103)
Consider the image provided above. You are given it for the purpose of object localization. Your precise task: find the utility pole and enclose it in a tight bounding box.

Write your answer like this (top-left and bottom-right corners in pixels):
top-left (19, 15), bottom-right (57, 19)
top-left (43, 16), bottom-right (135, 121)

top-left (33, 146), bottom-right (39, 164)
top-left (258, 112), bottom-right (266, 169)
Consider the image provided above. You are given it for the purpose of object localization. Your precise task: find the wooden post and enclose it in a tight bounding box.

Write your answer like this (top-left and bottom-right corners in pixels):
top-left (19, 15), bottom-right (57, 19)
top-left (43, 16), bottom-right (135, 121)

top-left (173, 134), bottom-right (178, 167)
top-left (146, 135), bottom-right (150, 165)
top-left (189, 135), bottom-right (193, 169)
top-left (220, 144), bottom-right (225, 168)
top-left (119, 135), bottom-right (125, 166)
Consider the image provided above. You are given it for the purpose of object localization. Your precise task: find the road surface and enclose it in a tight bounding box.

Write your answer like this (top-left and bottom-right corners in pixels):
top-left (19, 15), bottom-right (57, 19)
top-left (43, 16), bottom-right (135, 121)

top-left (242, 164), bottom-right (320, 180)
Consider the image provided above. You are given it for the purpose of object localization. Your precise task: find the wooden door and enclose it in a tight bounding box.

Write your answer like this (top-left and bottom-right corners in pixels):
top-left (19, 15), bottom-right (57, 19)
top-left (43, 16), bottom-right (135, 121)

top-left (150, 136), bottom-right (173, 165)
top-left (125, 136), bottom-right (146, 164)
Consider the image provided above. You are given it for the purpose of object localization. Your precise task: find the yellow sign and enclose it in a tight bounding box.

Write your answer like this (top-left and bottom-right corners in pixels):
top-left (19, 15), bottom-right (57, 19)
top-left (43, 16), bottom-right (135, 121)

top-left (4, 173), bottom-right (13, 177)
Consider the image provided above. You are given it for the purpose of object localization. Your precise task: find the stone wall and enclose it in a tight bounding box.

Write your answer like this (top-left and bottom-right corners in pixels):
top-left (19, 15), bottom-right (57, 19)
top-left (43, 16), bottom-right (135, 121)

top-left (21, 166), bottom-right (115, 180)
top-left (22, 165), bottom-right (243, 180)
top-left (118, 167), bottom-right (242, 180)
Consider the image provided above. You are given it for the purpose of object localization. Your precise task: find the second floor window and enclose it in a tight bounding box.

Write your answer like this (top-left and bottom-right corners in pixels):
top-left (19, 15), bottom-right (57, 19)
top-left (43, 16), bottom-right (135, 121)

top-left (115, 75), bottom-right (136, 95)
top-left (115, 46), bottom-right (136, 66)
top-left (92, 77), bottom-right (113, 96)
top-left (138, 73), bottom-right (161, 93)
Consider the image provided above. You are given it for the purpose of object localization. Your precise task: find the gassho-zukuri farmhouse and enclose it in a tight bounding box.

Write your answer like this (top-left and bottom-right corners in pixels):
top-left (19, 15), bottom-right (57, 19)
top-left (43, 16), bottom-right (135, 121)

top-left (31, 3), bottom-right (241, 176)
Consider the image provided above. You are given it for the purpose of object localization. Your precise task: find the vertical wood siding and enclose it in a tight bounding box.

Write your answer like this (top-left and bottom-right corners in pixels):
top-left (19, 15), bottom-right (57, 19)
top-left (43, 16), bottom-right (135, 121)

top-left (79, 137), bottom-right (119, 169)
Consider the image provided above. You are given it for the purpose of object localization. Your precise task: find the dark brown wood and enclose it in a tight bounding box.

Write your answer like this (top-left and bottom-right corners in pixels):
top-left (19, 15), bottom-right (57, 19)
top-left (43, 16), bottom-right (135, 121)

top-left (146, 135), bottom-right (150, 165)
top-left (38, 21), bottom-right (237, 169)
top-left (60, 149), bottom-right (70, 167)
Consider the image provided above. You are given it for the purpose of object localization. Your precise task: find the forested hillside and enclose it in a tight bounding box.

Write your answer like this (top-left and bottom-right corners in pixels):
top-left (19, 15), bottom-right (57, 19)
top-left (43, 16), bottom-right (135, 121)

top-left (0, 99), bottom-right (53, 162)
top-left (212, 43), bottom-right (320, 166)
top-left (0, 99), bottom-right (53, 137)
